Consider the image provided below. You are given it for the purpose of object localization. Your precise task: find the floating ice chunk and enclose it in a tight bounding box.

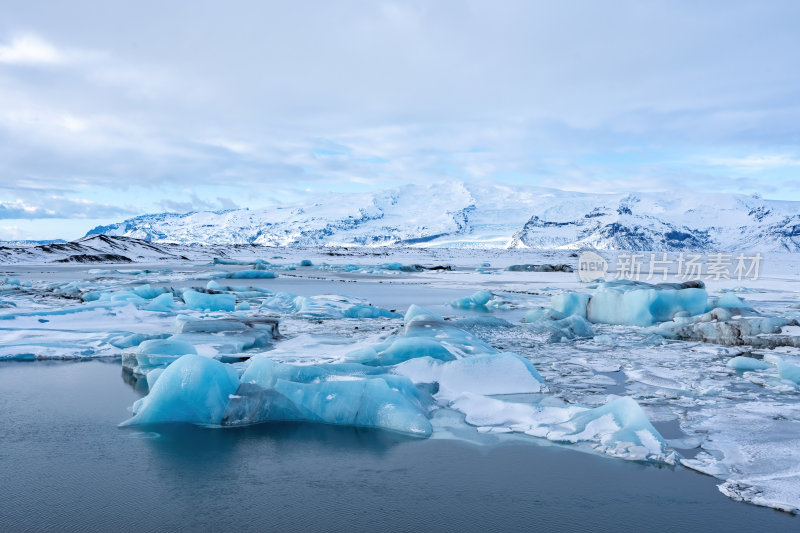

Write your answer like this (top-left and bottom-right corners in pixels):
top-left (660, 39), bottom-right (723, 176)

top-left (299, 259), bottom-right (313, 266)
top-left (715, 293), bottom-right (752, 309)
top-left (132, 284), bottom-right (168, 299)
top-left (777, 361), bottom-right (800, 385)
top-left (370, 337), bottom-right (456, 366)
top-left (182, 289), bottom-right (236, 311)
top-left (401, 307), bottom-right (497, 356)
top-left (450, 290), bottom-right (512, 311)
top-left (222, 357), bottom-right (433, 436)
top-left (108, 332), bottom-right (168, 349)
top-left (172, 316), bottom-right (279, 355)
top-left (144, 292), bottom-right (176, 312)
top-left (273, 378), bottom-right (432, 436)
top-left (551, 292), bottom-right (591, 318)
top-left (404, 304), bottom-right (442, 322)
top-left (121, 355), bottom-right (239, 426)
top-left (122, 337), bottom-right (198, 375)
top-left (228, 270), bottom-right (276, 279)
top-left (128, 337), bottom-right (194, 357)
top-left (680, 402), bottom-right (800, 513)
top-left (652, 309), bottom-right (797, 347)
top-left (585, 280), bottom-right (707, 326)
top-left (726, 356), bottom-right (771, 371)
top-left (206, 280), bottom-right (222, 290)
top-left (546, 397), bottom-right (673, 463)
top-left (448, 393), bottom-right (672, 463)
top-left (451, 290), bottom-right (492, 309)
top-left (522, 307), bottom-right (594, 342)
top-left (345, 305), bottom-right (497, 365)
top-left (241, 356), bottom-right (386, 388)
top-left (343, 305), bottom-right (398, 319)
top-left (394, 353), bottom-right (544, 400)
top-left (522, 307), bottom-right (566, 322)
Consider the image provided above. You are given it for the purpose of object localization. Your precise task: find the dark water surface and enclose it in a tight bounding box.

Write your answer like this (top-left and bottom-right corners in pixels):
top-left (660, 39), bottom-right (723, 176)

top-left (0, 360), bottom-right (794, 532)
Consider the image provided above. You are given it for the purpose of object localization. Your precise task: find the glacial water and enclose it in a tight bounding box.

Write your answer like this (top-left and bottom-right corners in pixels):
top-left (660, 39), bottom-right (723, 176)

top-left (0, 360), bottom-right (794, 532)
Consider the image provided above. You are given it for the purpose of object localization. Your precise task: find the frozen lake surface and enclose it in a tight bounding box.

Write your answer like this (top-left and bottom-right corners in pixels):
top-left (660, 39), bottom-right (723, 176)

top-left (1, 248), bottom-right (800, 528)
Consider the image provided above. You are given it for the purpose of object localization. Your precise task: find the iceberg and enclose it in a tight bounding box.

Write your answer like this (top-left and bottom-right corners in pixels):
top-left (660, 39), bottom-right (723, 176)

top-left (182, 289), bottom-right (236, 312)
top-left (587, 280), bottom-right (707, 326)
top-left (223, 377), bottom-right (432, 437)
top-left (551, 292), bottom-right (591, 319)
top-left (121, 355), bottom-right (239, 426)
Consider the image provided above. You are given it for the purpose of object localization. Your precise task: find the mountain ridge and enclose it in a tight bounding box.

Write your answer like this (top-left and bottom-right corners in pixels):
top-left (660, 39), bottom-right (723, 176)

top-left (85, 182), bottom-right (800, 251)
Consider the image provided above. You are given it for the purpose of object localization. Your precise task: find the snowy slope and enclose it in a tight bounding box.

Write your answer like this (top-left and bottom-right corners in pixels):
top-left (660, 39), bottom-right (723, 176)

top-left (85, 182), bottom-right (800, 251)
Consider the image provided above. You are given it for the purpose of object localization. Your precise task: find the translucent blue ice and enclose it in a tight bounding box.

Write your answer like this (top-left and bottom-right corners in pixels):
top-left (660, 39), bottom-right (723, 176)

top-left (183, 289), bottom-right (236, 311)
top-left (121, 355), bottom-right (239, 426)
top-left (551, 292), bottom-right (591, 318)
top-left (547, 396), bottom-right (672, 462)
top-left (271, 378), bottom-right (432, 436)
top-left (227, 270), bottom-right (276, 279)
top-left (727, 356), bottom-right (771, 371)
top-left (450, 290), bottom-right (511, 311)
top-left (579, 280), bottom-right (708, 326)
top-left (778, 361), bottom-right (800, 385)
top-left (394, 352), bottom-right (544, 398)
top-left (522, 307), bottom-right (594, 342)
top-left (144, 292), bottom-right (176, 312)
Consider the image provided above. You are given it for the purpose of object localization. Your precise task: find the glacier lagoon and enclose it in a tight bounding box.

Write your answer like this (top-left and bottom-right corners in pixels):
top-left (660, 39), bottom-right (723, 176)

top-left (1, 248), bottom-right (800, 530)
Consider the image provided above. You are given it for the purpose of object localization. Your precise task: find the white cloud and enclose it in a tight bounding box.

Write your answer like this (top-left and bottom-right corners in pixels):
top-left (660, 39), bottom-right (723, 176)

top-left (0, 34), bottom-right (62, 64)
top-left (0, 225), bottom-right (29, 240)
top-left (701, 154), bottom-right (800, 171)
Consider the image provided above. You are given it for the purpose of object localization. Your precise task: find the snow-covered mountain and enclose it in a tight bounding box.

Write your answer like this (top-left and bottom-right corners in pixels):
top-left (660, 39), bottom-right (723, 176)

top-left (86, 182), bottom-right (800, 251)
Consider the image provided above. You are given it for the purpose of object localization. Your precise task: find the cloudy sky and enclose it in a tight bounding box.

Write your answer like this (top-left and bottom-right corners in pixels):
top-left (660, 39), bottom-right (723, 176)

top-left (2, 0), bottom-right (800, 240)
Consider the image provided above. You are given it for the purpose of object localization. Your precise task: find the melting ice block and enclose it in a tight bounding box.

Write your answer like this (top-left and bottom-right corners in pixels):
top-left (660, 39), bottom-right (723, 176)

top-left (121, 354), bottom-right (239, 426)
top-left (546, 397), bottom-right (673, 463)
top-left (122, 337), bottom-right (198, 376)
top-left (522, 307), bottom-right (594, 342)
top-left (726, 356), bottom-right (771, 371)
top-left (555, 280), bottom-right (708, 327)
top-left (551, 292), bottom-right (591, 319)
top-left (273, 379), bottom-right (432, 436)
top-left (652, 307), bottom-right (797, 347)
top-left (394, 353), bottom-right (544, 399)
top-left (183, 289), bottom-right (236, 311)
top-left (352, 305), bottom-right (498, 366)
top-left (450, 290), bottom-right (512, 311)
top-left (450, 394), bottom-right (673, 463)
top-left (226, 358), bottom-right (433, 437)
